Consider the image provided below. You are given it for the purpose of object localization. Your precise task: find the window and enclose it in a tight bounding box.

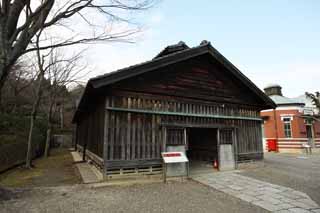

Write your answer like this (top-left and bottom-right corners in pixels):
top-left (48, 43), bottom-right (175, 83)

top-left (283, 117), bottom-right (292, 138)
top-left (219, 129), bottom-right (233, 145)
top-left (166, 128), bottom-right (186, 145)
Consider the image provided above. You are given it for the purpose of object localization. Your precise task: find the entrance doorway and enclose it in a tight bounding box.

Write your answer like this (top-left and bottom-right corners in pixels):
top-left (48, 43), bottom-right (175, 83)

top-left (187, 128), bottom-right (218, 174)
top-left (187, 127), bottom-right (236, 175)
top-left (187, 128), bottom-right (218, 161)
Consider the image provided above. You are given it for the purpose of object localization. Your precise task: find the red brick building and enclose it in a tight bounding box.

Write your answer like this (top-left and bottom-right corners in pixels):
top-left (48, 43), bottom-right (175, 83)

top-left (261, 84), bottom-right (320, 153)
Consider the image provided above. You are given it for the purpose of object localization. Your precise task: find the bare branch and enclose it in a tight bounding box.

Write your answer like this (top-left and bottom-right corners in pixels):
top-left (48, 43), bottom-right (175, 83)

top-left (0, 0), bottom-right (156, 96)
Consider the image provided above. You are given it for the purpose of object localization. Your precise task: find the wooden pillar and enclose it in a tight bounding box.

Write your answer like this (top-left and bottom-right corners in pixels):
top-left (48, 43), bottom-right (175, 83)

top-left (233, 128), bottom-right (238, 169)
top-left (127, 98), bottom-right (132, 160)
top-left (151, 115), bottom-right (156, 158)
top-left (82, 117), bottom-right (89, 162)
top-left (74, 124), bottom-right (78, 151)
top-left (103, 98), bottom-right (110, 178)
top-left (216, 128), bottom-right (220, 167)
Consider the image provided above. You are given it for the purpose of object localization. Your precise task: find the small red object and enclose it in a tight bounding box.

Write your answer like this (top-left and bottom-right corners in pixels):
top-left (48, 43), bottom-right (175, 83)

top-left (213, 159), bottom-right (218, 169)
top-left (267, 139), bottom-right (278, 152)
top-left (163, 153), bottom-right (181, 157)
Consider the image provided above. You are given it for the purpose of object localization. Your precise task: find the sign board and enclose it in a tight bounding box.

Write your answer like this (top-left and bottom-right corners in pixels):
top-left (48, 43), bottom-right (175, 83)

top-left (303, 107), bottom-right (314, 115)
top-left (161, 152), bottom-right (188, 164)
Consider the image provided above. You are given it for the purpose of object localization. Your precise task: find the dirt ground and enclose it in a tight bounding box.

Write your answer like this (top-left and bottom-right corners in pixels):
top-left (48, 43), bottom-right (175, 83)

top-left (0, 148), bottom-right (81, 188)
top-left (0, 148), bottom-right (268, 213)
top-left (0, 181), bottom-right (267, 213)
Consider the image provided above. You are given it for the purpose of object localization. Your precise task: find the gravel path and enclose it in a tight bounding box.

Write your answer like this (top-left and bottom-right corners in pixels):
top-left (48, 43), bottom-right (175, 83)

top-left (0, 181), bottom-right (267, 213)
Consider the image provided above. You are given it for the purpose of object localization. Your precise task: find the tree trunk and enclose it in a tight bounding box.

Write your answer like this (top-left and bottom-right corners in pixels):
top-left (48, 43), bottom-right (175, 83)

top-left (44, 101), bottom-right (54, 158)
top-left (0, 22), bottom-right (9, 101)
top-left (44, 127), bottom-right (51, 158)
top-left (0, 63), bottom-right (9, 112)
top-left (26, 116), bottom-right (35, 168)
top-left (60, 104), bottom-right (64, 129)
top-left (25, 72), bottom-right (44, 168)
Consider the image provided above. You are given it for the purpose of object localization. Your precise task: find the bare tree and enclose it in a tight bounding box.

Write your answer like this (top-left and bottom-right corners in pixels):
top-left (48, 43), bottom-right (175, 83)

top-left (43, 49), bottom-right (88, 157)
top-left (3, 61), bottom-right (38, 113)
top-left (0, 0), bottom-right (155, 99)
top-left (26, 29), bottom-right (52, 168)
top-left (305, 92), bottom-right (320, 115)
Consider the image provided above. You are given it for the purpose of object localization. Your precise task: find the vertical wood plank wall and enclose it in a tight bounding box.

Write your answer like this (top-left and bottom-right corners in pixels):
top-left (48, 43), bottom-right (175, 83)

top-left (104, 95), bottom-right (263, 169)
top-left (76, 98), bottom-right (105, 158)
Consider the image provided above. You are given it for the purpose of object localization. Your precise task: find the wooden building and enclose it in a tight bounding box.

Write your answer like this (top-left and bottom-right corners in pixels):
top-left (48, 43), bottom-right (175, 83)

top-left (73, 41), bottom-right (276, 177)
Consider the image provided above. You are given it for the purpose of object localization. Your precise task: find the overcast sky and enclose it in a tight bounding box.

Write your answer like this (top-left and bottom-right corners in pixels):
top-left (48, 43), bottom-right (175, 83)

top-left (76, 0), bottom-right (319, 98)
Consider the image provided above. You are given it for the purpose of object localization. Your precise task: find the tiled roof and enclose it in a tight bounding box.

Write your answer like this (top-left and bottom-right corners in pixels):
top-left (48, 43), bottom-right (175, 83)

top-left (269, 95), bottom-right (304, 106)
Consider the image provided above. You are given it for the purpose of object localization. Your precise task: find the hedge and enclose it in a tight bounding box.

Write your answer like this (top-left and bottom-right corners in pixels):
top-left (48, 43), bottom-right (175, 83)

top-left (0, 113), bottom-right (47, 172)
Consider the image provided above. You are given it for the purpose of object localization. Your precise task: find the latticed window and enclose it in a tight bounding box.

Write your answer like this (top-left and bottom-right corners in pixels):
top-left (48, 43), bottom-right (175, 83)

top-left (219, 129), bottom-right (233, 145)
top-left (166, 128), bottom-right (185, 145)
top-left (283, 117), bottom-right (292, 138)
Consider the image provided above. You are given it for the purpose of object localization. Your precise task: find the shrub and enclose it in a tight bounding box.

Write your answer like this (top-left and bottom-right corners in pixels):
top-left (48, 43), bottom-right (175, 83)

top-left (0, 113), bottom-right (48, 171)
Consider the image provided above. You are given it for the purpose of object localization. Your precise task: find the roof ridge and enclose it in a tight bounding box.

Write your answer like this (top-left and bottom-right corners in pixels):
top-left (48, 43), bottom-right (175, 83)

top-left (90, 42), bottom-right (209, 82)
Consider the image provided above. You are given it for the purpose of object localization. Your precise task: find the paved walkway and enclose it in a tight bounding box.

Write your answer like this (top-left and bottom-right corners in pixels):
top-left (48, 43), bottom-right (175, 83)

top-left (70, 152), bottom-right (103, 184)
top-left (192, 171), bottom-right (320, 213)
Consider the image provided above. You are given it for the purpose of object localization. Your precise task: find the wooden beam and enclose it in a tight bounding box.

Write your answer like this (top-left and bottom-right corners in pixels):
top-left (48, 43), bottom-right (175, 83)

top-left (105, 159), bottom-right (162, 169)
top-left (106, 107), bottom-right (262, 121)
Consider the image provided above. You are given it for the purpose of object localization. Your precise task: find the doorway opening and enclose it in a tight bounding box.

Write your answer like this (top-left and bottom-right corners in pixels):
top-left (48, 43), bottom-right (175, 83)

top-left (187, 128), bottom-right (218, 174)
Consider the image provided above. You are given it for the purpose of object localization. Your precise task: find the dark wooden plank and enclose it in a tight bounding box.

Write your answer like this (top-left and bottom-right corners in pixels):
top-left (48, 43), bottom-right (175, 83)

top-left (105, 159), bottom-right (162, 169)
top-left (142, 114), bottom-right (146, 159)
top-left (137, 113), bottom-right (141, 159)
top-left (132, 114), bottom-right (136, 159)
top-left (115, 112), bottom-right (120, 159)
top-left (152, 115), bottom-right (156, 158)
top-left (109, 111), bottom-right (115, 160)
top-left (121, 114), bottom-right (126, 160)
top-left (103, 98), bottom-right (110, 163)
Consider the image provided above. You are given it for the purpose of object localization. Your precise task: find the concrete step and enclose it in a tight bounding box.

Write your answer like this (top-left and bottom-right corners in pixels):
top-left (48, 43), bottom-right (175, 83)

top-left (70, 151), bottom-right (103, 184)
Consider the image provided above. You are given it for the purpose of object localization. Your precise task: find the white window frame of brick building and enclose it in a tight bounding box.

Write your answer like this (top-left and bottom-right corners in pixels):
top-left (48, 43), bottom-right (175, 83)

top-left (281, 116), bottom-right (293, 138)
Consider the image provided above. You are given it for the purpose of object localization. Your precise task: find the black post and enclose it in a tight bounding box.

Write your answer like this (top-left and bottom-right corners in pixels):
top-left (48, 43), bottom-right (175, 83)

top-left (83, 141), bottom-right (87, 161)
top-left (74, 125), bottom-right (78, 151)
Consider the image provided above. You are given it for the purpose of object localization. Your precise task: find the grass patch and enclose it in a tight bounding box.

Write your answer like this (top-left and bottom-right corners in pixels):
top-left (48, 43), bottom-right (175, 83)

top-left (0, 148), bottom-right (81, 188)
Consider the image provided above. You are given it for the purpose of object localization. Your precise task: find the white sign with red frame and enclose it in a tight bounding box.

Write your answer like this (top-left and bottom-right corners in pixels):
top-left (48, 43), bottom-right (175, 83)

top-left (161, 152), bottom-right (189, 163)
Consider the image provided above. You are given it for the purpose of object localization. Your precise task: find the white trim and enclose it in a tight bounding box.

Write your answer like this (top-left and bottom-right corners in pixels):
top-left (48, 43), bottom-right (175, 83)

top-left (278, 142), bottom-right (306, 144)
top-left (280, 115), bottom-right (294, 120)
top-left (278, 145), bottom-right (304, 147)
top-left (261, 106), bottom-right (303, 112)
top-left (265, 138), bottom-right (320, 140)
top-left (278, 144), bottom-right (305, 146)
top-left (280, 114), bottom-right (294, 118)
top-left (281, 116), bottom-right (293, 138)
top-left (261, 109), bottom-right (274, 112)
top-left (265, 138), bottom-right (307, 140)
top-left (277, 106), bottom-right (303, 110)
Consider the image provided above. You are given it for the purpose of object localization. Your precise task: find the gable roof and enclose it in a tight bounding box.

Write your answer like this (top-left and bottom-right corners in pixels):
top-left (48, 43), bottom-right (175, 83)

top-left (73, 41), bottom-right (276, 123)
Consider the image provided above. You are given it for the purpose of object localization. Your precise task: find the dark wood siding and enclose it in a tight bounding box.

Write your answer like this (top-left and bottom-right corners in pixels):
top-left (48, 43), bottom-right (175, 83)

top-left (76, 51), bottom-right (268, 171)
top-left (166, 128), bottom-right (185, 145)
top-left (104, 95), bottom-right (263, 169)
top-left (76, 97), bottom-right (105, 157)
top-left (111, 54), bottom-right (265, 107)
